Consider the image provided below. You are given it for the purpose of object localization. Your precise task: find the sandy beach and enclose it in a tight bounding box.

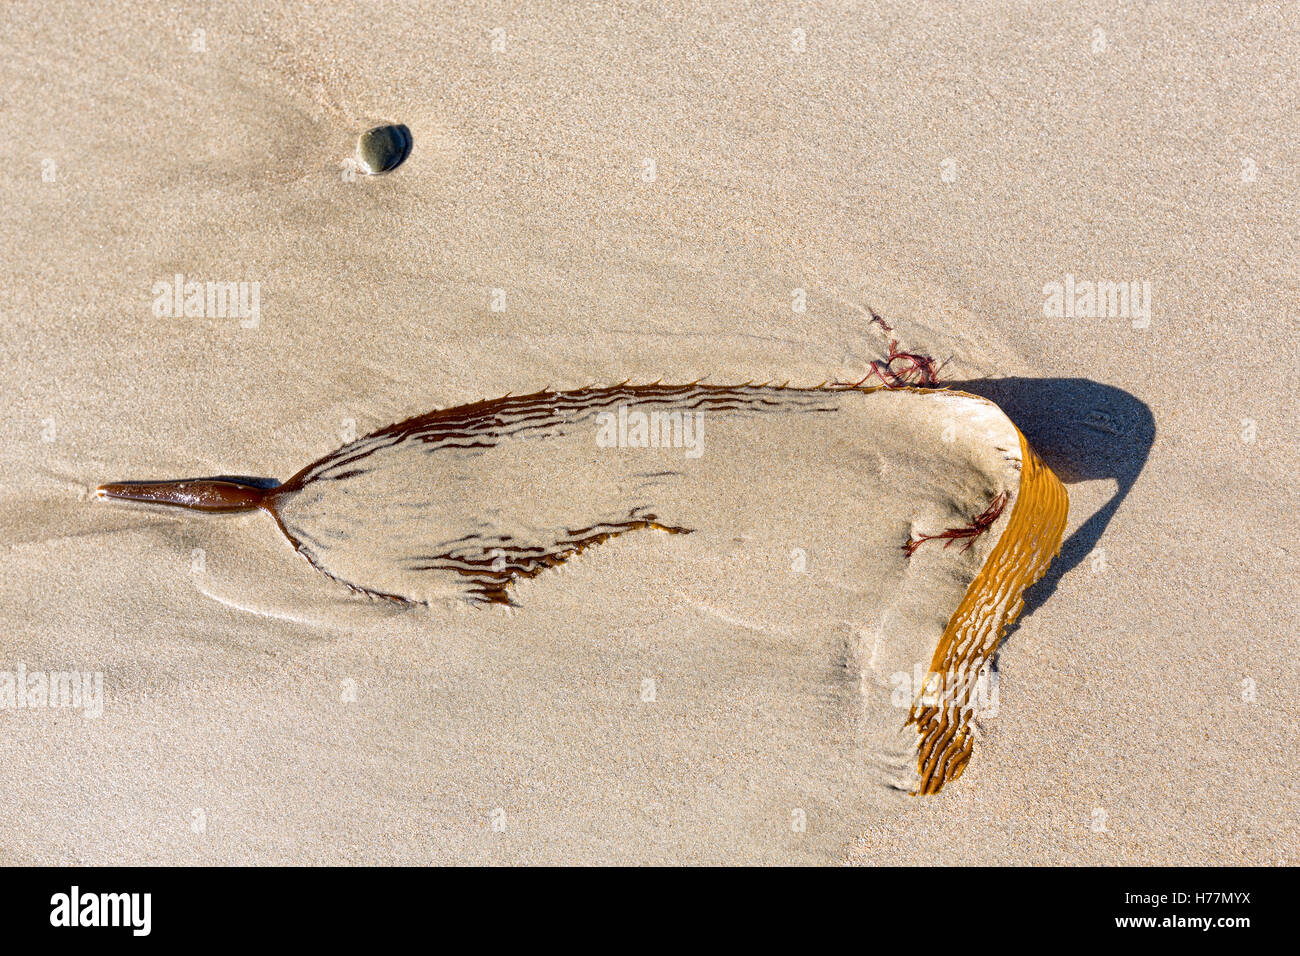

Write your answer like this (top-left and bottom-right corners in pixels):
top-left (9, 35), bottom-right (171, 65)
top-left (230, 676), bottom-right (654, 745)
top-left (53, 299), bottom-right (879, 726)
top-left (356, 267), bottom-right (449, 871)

top-left (1, 0), bottom-right (1296, 864)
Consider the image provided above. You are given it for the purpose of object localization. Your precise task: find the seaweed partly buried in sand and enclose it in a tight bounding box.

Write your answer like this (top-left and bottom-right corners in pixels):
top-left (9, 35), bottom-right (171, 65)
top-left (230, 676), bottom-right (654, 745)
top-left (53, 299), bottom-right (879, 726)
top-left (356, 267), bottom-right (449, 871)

top-left (97, 382), bottom-right (1068, 793)
top-left (905, 438), bottom-right (1067, 792)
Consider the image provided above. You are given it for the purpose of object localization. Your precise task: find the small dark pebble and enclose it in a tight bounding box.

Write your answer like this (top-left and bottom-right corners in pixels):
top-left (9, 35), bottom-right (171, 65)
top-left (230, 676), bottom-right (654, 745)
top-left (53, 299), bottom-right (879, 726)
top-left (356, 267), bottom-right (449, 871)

top-left (357, 124), bottom-right (412, 175)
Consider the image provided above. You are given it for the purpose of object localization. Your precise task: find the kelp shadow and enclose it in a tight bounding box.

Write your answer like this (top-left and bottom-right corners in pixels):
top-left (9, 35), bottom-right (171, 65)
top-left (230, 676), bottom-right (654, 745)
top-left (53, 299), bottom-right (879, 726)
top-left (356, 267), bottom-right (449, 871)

top-left (943, 377), bottom-right (1155, 644)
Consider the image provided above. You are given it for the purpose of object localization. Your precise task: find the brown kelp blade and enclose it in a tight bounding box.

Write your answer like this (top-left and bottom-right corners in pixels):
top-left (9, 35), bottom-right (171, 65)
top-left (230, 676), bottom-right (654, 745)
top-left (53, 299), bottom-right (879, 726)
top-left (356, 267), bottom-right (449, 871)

top-left (906, 425), bottom-right (1069, 794)
top-left (93, 384), bottom-right (1071, 797)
